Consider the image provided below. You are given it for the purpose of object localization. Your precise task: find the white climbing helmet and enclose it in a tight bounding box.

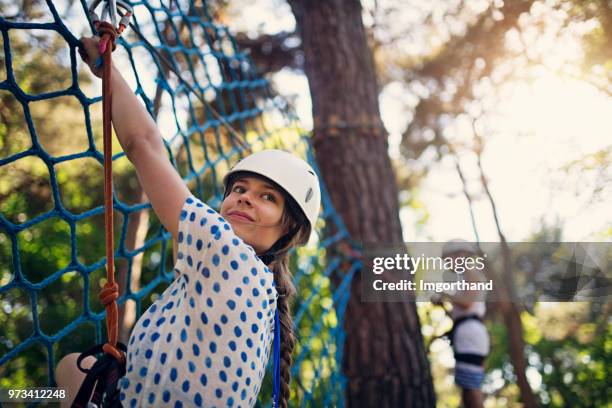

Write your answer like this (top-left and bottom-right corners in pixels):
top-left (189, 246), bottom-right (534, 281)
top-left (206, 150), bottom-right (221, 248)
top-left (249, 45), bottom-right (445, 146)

top-left (442, 239), bottom-right (479, 257)
top-left (223, 149), bottom-right (321, 234)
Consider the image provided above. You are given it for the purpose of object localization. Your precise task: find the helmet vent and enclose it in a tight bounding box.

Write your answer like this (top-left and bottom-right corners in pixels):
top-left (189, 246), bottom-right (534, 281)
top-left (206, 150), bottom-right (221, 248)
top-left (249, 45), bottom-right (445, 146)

top-left (305, 187), bottom-right (313, 203)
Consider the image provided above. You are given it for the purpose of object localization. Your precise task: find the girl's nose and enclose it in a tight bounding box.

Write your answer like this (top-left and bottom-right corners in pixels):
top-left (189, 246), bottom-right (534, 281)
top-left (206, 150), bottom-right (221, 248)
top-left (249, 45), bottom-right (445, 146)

top-left (237, 192), bottom-right (253, 205)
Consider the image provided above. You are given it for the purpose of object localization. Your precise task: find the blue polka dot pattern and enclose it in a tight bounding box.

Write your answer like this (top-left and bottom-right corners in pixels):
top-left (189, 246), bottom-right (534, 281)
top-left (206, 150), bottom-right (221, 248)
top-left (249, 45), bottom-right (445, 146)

top-left (120, 196), bottom-right (278, 407)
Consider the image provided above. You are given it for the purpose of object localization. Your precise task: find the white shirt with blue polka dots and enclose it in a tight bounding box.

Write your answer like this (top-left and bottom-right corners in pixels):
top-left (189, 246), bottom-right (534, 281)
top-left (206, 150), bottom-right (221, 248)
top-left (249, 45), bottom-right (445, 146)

top-left (120, 196), bottom-right (278, 408)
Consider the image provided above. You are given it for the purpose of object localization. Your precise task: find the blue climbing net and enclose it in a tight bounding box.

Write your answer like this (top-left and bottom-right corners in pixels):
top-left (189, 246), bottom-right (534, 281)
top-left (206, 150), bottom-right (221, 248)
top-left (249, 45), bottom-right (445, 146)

top-left (0, 1), bottom-right (358, 406)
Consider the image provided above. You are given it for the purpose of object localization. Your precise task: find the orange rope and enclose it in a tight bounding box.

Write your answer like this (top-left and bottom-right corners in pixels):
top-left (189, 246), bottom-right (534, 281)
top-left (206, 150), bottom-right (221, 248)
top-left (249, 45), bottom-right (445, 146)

top-left (96, 20), bottom-right (124, 365)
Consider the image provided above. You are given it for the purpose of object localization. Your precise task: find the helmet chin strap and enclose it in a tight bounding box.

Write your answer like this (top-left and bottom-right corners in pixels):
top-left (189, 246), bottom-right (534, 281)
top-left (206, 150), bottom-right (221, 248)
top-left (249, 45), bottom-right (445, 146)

top-left (256, 225), bottom-right (299, 265)
top-left (257, 253), bottom-right (276, 266)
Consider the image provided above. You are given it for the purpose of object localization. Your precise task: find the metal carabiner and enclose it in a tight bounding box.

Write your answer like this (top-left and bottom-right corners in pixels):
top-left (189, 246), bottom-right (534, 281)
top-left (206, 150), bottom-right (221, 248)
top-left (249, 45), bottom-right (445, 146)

top-left (88, 0), bottom-right (133, 35)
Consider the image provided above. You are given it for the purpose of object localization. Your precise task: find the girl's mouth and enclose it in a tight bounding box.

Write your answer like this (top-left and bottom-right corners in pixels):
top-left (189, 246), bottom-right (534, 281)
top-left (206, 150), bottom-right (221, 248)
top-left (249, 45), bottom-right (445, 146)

top-left (227, 212), bottom-right (254, 222)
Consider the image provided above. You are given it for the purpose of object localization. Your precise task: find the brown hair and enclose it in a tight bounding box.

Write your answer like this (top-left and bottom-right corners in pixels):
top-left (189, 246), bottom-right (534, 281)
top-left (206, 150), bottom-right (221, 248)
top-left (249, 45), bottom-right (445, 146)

top-left (268, 214), bottom-right (309, 408)
top-left (225, 172), bottom-right (311, 408)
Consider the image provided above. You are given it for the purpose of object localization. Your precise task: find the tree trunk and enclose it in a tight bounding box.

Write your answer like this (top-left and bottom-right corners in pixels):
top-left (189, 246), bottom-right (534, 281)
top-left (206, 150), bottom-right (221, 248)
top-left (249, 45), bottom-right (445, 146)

top-left (288, 1), bottom-right (435, 406)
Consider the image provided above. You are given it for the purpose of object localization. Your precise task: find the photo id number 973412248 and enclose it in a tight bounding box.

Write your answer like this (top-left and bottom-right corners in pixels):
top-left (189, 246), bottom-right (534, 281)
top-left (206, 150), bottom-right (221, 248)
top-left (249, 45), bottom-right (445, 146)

top-left (0, 387), bottom-right (68, 402)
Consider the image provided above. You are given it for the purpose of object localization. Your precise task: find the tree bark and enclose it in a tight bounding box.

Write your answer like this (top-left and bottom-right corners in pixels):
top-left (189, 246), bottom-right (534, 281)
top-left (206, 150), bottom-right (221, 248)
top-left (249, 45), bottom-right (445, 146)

top-left (288, 1), bottom-right (435, 406)
top-left (234, 31), bottom-right (302, 75)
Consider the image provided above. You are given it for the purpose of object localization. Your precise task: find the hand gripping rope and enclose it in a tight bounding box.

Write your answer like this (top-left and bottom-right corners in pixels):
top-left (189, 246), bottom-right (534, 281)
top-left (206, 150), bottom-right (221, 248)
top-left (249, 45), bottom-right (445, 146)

top-left (72, 1), bottom-right (132, 407)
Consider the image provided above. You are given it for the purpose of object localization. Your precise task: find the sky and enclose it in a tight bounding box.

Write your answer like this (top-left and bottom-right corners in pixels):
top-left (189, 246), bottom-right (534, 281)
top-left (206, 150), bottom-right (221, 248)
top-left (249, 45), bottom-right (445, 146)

top-left (226, 0), bottom-right (612, 243)
top-left (393, 75), bottom-right (612, 242)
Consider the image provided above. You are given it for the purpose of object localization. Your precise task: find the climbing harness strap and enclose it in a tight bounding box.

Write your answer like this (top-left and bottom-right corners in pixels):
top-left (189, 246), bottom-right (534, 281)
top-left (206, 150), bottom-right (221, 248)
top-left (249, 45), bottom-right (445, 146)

top-left (72, 343), bottom-right (128, 408)
top-left (447, 314), bottom-right (488, 365)
top-left (272, 308), bottom-right (281, 408)
top-left (455, 353), bottom-right (486, 365)
top-left (444, 314), bottom-right (482, 346)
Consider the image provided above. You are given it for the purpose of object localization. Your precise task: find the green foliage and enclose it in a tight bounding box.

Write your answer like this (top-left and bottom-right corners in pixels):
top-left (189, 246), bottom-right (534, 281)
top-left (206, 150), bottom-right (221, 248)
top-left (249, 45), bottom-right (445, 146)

top-left (484, 304), bottom-right (611, 408)
top-left (527, 303), bottom-right (610, 407)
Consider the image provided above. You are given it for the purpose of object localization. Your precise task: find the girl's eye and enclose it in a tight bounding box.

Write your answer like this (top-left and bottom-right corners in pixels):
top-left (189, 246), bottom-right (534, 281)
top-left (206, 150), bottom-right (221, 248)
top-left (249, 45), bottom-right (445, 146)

top-left (262, 193), bottom-right (275, 202)
top-left (232, 185), bottom-right (245, 193)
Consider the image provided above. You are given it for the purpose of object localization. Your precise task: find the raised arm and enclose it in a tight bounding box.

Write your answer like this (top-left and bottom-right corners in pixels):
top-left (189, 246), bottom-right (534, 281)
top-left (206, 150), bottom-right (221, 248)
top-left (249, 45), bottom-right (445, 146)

top-left (79, 36), bottom-right (190, 238)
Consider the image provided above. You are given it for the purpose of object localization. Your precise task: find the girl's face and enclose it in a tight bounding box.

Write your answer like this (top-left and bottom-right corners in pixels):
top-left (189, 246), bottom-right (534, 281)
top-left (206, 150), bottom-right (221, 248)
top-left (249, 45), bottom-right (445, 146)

top-left (220, 176), bottom-right (288, 254)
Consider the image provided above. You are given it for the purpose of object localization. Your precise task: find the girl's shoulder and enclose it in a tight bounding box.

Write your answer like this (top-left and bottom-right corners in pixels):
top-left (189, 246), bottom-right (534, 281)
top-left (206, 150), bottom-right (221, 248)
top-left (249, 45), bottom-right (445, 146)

top-left (177, 196), bottom-right (277, 296)
top-left (178, 195), bottom-right (236, 249)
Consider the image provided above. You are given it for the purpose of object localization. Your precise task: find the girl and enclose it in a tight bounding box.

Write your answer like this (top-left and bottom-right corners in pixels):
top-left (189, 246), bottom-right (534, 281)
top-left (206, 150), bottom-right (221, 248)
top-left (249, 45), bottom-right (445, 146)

top-left (55, 36), bottom-right (321, 408)
top-left (435, 240), bottom-right (490, 408)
